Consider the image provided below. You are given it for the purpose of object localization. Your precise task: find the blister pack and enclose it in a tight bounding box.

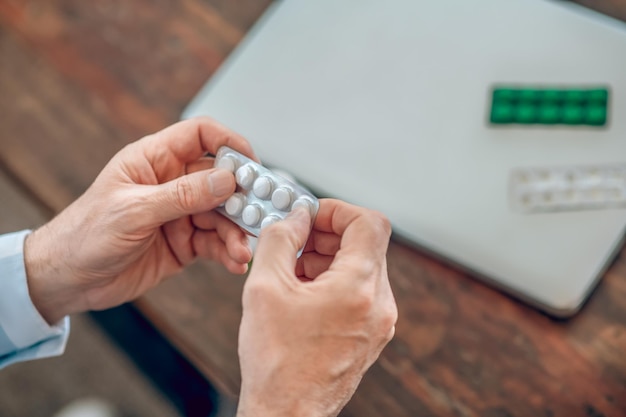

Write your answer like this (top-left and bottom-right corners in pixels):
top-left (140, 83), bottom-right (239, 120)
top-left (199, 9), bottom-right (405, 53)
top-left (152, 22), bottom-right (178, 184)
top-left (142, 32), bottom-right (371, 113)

top-left (509, 164), bottom-right (626, 212)
top-left (214, 146), bottom-right (319, 236)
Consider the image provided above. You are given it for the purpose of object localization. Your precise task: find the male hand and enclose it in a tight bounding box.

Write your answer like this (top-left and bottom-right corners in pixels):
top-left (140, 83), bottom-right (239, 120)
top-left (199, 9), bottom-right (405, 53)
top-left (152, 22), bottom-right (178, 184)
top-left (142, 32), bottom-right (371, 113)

top-left (237, 199), bottom-right (398, 417)
top-left (25, 117), bottom-right (256, 324)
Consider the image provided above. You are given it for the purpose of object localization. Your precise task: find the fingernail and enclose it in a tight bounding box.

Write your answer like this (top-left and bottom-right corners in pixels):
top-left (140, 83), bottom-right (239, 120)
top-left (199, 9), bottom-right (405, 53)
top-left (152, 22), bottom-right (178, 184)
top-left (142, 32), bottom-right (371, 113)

top-left (208, 169), bottom-right (234, 197)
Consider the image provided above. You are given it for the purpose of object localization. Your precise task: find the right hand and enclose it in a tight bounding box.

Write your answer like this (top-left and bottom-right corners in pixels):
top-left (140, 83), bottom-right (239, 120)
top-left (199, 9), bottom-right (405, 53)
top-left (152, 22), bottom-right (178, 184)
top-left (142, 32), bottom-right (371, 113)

top-left (237, 199), bottom-right (397, 417)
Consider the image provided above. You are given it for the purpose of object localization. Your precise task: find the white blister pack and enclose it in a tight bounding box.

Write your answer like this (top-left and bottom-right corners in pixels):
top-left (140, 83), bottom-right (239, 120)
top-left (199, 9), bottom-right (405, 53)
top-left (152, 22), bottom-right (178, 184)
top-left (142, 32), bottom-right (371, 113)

top-left (509, 164), bottom-right (626, 213)
top-left (214, 146), bottom-right (319, 236)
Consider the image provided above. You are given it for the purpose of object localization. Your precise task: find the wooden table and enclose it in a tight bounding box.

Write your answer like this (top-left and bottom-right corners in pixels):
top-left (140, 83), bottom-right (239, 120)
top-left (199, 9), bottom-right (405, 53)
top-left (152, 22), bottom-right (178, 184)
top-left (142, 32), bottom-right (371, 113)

top-left (1, 1), bottom-right (626, 416)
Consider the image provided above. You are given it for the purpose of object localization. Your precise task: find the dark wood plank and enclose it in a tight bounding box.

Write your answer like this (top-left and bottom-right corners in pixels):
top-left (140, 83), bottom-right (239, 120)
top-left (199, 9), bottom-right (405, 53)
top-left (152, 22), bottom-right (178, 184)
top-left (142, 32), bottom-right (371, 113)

top-left (1, 1), bottom-right (626, 416)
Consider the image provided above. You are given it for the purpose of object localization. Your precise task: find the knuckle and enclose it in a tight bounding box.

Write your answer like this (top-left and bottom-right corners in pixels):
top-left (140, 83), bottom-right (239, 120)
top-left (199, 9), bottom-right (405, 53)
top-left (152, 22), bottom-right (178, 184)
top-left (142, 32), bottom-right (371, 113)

top-left (381, 303), bottom-right (399, 340)
top-left (349, 284), bottom-right (376, 314)
top-left (260, 221), bottom-right (300, 248)
top-left (384, 324), bottom-right (396, 343)
top-left (369, 210), bottom-right (392, 237)
top-left (116, 142), bottom-right (134, 156)
top-left (242, 277), bottom-right (278, 306)
top-left (351, 256), bottom-right (378, 278)
top-left (243, 278), bottom-right (267, 298)
top-left (186, 115), bottom-right (215, 128)
top-left (349, 283), bottom-right (397, 341)
top-left (174, 177), bottom-right (198, 211)
top-left (194, 115), bottom-right (214, 123)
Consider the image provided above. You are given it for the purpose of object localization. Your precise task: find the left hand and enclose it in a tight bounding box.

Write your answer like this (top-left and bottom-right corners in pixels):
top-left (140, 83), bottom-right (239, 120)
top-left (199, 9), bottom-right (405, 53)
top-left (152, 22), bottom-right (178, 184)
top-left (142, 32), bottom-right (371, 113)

top-left (25, 117), bottom-right (257, 324)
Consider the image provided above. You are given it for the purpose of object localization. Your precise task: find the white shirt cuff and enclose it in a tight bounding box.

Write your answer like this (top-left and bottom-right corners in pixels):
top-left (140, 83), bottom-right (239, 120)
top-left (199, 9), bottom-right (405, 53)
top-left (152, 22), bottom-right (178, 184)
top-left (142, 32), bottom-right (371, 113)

top-left (0, 230), bottom-right (70, 367)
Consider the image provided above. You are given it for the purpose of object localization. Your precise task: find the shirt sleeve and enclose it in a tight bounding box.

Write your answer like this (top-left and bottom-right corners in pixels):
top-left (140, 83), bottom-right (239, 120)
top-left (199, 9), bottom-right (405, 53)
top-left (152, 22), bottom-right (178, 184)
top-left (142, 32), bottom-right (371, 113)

top-left (0, 230), bottom-right (70, 369)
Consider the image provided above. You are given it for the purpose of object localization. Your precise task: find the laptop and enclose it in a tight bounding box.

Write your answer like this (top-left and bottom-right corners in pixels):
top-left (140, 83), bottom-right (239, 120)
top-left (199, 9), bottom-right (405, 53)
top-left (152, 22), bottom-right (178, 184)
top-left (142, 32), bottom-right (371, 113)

top-left (183, 0), bottom-right (626, 317)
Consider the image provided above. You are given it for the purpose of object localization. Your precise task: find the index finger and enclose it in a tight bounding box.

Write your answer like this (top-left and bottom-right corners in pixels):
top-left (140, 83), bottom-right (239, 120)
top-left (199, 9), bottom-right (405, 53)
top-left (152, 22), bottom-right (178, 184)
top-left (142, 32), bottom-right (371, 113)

top-left (142, 116), bottom-right (259, 164)
top-left (315, 199), bottom-right (392, 267)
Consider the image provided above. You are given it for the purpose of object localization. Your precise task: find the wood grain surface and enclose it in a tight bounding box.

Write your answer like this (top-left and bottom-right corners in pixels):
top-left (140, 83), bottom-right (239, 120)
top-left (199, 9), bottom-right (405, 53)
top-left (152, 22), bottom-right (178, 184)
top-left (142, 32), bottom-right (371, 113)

top-left (1, 1), bottom-right (625, 416)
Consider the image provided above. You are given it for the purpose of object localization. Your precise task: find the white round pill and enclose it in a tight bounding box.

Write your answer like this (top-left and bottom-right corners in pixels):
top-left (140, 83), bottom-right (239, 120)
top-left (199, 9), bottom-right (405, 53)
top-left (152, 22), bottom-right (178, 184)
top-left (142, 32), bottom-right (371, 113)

top-left (216, 155), bottom-right (238, 173)
top-left (271, 187), bottom-right (293, 211)
top-left (242, 204), bottom-right (263, 226)
top-left (235, 164), bottom-right (256, 189)
top-left (253, 176), bottom-right (274, 199)
top-left (224, 193), bottom-right (245, 216)
top-left (261, 215), bottom-right (281, 229)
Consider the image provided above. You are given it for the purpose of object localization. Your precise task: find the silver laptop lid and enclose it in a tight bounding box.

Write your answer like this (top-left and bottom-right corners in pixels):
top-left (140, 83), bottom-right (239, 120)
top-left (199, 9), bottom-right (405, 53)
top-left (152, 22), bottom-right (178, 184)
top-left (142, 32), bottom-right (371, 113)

top-left (184, 0), bottom-right (626, 316)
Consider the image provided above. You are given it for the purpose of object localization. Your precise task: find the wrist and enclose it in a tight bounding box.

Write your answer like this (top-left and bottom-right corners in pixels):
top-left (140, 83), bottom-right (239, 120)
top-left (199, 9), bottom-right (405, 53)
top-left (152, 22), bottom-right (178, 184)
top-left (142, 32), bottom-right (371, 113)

top-left (236, 400), bottom-right (309, 417)
top-left (24, 225), bottom-right (85, 324)
top-left (236, 387), bottom-right (338, 417)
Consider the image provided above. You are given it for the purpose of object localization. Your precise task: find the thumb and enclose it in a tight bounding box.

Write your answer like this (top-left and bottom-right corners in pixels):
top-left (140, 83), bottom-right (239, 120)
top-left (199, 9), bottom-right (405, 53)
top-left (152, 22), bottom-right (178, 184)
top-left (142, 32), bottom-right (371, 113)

top-left (252, 207), bottom-right (312, 275)
top-left (146, 168), bottom-right (235, 224)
